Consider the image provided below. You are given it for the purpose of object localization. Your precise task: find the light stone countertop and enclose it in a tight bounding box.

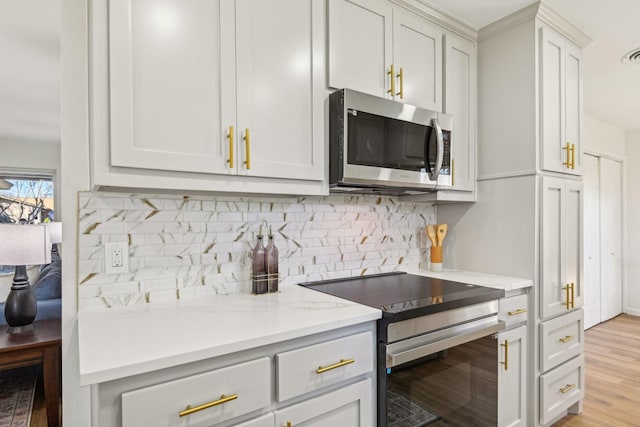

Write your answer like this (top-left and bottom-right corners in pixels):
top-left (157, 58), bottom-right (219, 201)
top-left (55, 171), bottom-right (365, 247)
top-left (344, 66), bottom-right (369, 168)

top-left (403, 267), bottom-right (533, 291)
top-left (78, 285), bottom-right (381, 386)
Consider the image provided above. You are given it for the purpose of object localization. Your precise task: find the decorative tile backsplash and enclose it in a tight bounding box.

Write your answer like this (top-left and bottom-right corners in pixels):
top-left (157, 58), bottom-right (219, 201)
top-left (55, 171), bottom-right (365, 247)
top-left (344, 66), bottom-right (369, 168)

top-left (77, 192), bottom-right (435, 310)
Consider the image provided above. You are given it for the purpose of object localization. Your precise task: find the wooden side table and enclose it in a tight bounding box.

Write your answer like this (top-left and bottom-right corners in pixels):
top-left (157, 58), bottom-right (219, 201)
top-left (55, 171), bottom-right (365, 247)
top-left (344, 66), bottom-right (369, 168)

top-left (0, 318), bottom-right (61, 427)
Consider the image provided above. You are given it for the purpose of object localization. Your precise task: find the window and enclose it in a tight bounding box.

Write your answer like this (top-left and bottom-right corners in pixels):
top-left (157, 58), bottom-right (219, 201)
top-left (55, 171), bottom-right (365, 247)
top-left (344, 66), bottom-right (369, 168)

top-left (0, 175), bottom-right (54, 224)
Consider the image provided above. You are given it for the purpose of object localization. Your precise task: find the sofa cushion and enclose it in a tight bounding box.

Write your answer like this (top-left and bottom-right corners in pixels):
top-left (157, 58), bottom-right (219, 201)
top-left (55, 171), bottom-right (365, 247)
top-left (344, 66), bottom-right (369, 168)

top-left (32, 263), bottom-right (61, 300)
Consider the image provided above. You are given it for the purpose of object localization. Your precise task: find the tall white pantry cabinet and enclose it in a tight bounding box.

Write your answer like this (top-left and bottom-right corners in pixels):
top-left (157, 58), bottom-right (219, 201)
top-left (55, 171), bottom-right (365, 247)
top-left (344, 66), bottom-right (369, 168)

top-left (439, 3), bottom-right (591, 426)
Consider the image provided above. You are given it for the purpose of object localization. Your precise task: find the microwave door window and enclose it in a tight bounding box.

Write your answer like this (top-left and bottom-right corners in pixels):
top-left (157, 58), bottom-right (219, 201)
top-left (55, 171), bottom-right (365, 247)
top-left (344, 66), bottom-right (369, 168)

top-left (347, 110), bottom-right (385, 167)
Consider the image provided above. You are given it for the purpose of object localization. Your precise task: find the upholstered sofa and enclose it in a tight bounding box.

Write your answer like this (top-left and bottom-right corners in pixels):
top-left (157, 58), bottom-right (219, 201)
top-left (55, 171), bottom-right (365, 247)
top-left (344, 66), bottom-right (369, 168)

top-left (0, 254), bottom-right (61, 325)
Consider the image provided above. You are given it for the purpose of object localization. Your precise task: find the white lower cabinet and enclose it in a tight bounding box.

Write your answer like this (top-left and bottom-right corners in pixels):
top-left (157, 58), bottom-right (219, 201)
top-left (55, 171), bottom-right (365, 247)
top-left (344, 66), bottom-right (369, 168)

top-left (94, 324), bottom-right (376, 427)
top-left (121, 358), bottom-right (270, 426)
top-left (274, 379), bottom-right (373, 427)
top-left (539, 355), bottom-right (585, 425)
top-left (498, 325), bottom-right (527, 427)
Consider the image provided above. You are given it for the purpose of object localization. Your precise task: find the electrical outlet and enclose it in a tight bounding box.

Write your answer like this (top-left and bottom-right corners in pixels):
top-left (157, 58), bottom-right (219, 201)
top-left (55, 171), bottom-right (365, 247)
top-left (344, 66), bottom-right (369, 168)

top-left (105, 242), bottom-right (129, 274)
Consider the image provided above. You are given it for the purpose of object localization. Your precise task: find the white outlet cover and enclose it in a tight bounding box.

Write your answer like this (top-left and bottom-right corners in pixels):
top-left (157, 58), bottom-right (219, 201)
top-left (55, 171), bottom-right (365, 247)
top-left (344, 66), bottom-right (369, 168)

top-left (105, 241), bottom-right (130, 274)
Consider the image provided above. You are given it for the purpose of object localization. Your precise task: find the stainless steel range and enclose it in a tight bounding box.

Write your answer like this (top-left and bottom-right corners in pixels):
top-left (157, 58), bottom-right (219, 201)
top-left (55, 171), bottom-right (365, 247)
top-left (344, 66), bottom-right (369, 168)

top-left (302, 271), bottom-right (505, 427)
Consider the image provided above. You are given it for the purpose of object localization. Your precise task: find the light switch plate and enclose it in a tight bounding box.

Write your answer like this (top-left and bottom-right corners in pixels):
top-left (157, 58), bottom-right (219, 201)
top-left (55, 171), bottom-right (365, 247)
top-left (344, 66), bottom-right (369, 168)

top-left (105, 241), bottom-right (129, 274)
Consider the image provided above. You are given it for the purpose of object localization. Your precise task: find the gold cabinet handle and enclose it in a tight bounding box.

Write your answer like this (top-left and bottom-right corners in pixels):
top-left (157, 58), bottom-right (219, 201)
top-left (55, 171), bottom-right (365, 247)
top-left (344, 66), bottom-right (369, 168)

top-left (396, 67), bottom-right (404, 99)
top-left (507, 308), bottom-right (527, 316)
top-left (227, 126), bottom-right (234, 169)
top-left (178, 394), bottom-right (238, 417)
top-left (316, 358), bottom-right (355, 374)
top-left (570, 282), bottom-right (575, 308)
top-left (563, 142), bottom-right (572, 168)
top-left (563, 285), bottom-right (571, 310)
top-left (387, 65), bottom-right (395, 97)
top-left (570, 143), bottom-right (576, 169)
top-left (560, 384), bottom-right (576, 394)
top-left (500, 340), bottom-right (509, 371)
top-left (244, 128), bottom-right (251, 170)
top-left (451, 158), bottom-right (455, 186)
top-left (286, 422), bottom-right (292, 427)
top-left (559, 335), bottom-right (575, 343)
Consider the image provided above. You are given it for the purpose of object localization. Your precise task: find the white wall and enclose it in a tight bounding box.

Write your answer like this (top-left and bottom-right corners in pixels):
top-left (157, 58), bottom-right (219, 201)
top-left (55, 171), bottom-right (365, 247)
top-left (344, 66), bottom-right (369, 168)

top-left (626, 130), bottom-right (640, 315)
top-left (61, 0), bottom-right (92, 424)
top-left (584, 114), bottom-right (626, 158)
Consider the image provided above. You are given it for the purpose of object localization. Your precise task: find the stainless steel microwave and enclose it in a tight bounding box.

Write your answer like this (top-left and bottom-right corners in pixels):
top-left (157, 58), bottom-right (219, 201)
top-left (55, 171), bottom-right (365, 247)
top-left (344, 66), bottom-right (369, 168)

top-left (329, 88), bottom-right (452, 194)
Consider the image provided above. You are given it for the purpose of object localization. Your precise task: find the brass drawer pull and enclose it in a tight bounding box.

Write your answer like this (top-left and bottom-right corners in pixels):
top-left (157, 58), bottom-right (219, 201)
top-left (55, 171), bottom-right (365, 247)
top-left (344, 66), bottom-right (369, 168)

top-left (397, 67), bottom-right (404, 99)
top-left (244, 128), bottom-right (251, 170)
top-left (316, 358), bottom-right (355, 374)
top-left (560, 384), bottom-right (576, 394)
top-left (563, 285), bottom-right (571, 310)
top-left (228, 126), bottom-right (234, 169)
top-left (507, 308), bottom-right (527, 316)
top-left (559, 335), bottom-right (575, 343)
top-left (387, 65), bottom-right (396, 97)
top-left (178, 394), bottom-right (238, 417)
top-left (500, 340), bottom-right (509, 371)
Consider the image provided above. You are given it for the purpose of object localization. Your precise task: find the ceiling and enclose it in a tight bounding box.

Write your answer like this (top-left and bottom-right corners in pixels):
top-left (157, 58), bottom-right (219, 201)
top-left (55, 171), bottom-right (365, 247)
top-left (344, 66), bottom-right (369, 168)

top-left (0, 0), bottom-right (638, 148)
top-left (427, 0), bottom-right (640, 131)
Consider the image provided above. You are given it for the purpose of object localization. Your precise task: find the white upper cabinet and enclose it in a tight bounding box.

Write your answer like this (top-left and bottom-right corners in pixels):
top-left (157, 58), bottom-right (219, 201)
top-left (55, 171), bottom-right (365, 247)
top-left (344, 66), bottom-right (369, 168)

top-left (444, 33), bottom-right (475, 193)
top-left (109, 0), bottom-right (229, 175)
top-left (103, 0), bottom-right (324, 192)
top-left (540, 26), bottom-right (583, 176)
top-left (392, 9), bottom-right (442, 110)
top-left (541, 177), bottom-right (584, 319)
top-left (328, 0), bottom-right (442, 111)
top-left (328, 0), bottom-right (392, 98)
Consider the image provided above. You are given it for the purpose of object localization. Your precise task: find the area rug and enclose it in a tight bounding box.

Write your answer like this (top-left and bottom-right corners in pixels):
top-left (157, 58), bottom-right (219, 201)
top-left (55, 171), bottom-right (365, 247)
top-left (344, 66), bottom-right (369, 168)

top-left (387, 389), bottom-right (440, 427)
top-left (0, 375), bottom-right (36, 427)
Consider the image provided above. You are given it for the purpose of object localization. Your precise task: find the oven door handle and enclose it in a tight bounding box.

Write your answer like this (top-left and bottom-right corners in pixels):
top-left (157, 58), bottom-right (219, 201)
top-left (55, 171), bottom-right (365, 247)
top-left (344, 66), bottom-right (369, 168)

top-left (386, 318), bottom-right (506, 368)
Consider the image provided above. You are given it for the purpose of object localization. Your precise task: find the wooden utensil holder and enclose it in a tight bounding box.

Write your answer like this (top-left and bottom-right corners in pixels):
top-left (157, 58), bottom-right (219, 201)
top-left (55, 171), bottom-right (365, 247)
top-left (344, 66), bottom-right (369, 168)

top-left (430, 246), bottom-right (443, 272)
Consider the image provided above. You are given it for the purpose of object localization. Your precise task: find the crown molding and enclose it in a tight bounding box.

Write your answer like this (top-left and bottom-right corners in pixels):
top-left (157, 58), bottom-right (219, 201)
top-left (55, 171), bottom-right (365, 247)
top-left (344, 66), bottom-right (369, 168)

top-left (392, 0), bottom-right (478, 42)
top-left (478, 1), bottom-right (592, 47)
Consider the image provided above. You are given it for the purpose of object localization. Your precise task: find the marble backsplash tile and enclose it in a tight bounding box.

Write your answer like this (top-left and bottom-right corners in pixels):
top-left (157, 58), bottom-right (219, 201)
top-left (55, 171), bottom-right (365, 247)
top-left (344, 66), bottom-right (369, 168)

top-left (77, 192), bottom-right (435, 310)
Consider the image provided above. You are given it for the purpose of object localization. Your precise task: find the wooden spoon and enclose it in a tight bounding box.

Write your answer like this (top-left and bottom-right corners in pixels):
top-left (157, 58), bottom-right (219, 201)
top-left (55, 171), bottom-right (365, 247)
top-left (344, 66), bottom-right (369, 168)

top-left (426, 225), bottom-right (437, 246)
top-left (436, 224), bottom-right (448, 247)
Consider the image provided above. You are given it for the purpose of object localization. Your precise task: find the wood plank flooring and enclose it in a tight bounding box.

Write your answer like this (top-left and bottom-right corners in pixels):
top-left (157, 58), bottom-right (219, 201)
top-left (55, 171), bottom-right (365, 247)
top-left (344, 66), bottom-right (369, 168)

top-left (553, 314), bottom-right (640, 427)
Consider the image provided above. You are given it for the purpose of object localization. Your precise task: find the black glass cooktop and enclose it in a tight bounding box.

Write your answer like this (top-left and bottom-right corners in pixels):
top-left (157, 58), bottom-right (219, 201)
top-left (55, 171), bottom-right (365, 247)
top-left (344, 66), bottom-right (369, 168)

top-left (301, 272), bottom-right (504, 322)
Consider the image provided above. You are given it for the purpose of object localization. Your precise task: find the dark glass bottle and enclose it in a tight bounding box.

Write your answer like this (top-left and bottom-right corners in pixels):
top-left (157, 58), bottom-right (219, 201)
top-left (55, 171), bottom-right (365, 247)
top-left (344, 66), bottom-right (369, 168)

top-left (266, 227), bottom-right (279, 293)
top-left (252, 227), bottom-right (267, 294)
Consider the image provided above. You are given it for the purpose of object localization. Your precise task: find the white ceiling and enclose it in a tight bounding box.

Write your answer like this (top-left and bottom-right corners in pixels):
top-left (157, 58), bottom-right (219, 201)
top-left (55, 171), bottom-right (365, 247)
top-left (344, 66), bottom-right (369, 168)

top-left (0, 0), bottom-right (638, 147)
top-left (427, 0), bottom-right (640, 131)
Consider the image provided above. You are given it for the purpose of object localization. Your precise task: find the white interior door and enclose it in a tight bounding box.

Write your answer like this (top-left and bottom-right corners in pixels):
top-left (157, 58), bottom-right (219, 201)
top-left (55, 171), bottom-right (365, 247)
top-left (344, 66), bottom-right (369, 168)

top-left (599, 157), bottom-right (623, 321)
top-left (583, 154), bottom-right (601, 329)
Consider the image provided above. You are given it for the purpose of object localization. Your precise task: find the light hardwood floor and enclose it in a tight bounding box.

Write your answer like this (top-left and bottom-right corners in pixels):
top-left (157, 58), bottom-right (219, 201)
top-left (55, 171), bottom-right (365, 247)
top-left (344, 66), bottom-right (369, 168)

top-left (553, 314), bottom-right (640, 427)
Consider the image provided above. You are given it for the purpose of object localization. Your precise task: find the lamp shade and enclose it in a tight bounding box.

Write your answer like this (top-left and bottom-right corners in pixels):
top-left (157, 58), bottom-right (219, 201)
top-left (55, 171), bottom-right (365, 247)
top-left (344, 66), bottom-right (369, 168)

top-left (0, 224), bottom-right (51, 266)
top-left (45, 222), bottom-right (63, 244)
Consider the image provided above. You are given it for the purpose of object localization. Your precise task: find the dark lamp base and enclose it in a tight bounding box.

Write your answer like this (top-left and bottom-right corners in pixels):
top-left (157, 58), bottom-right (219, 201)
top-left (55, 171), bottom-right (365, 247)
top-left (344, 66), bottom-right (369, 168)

top-left (4, 265), bottom-right (37, 334)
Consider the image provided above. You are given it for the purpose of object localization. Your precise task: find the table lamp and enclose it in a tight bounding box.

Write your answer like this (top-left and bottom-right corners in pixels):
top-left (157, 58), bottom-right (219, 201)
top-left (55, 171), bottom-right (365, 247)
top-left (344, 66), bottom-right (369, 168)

top-left (45, 222), bottom-right (63, 257)
top-left (0, 224), bottom-right (51, 333)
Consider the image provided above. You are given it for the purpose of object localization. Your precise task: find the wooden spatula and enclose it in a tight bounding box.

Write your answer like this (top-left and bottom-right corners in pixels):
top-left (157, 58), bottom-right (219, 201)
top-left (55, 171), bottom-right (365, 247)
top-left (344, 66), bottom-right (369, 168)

top-left (436, 224), bottom-right (448, 247)
top-left (426, 225), bottom-right (437, 247)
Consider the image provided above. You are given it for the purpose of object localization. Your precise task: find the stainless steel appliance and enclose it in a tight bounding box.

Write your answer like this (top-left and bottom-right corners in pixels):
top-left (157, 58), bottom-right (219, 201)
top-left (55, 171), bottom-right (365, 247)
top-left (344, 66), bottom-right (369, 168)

top-left (329, 89), bottom-right (453, 195)
top-left (302, 272), bottom-right (505, 427)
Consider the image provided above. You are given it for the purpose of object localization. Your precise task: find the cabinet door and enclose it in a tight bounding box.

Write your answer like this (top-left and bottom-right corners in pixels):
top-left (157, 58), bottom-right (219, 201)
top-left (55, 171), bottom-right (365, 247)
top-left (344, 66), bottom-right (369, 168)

top-left (444, 33), bottom-right (476, 192)
top-left (541, 177), bottom-right (565, 319)
top-left (274, 379), bottom-right (373, 427)
top-left (564, 42), bottom-right (583, 175)
top-left (328, 0), bottom-right (393, 97)
top-left (564, 179), bottom-right (583, 310)
top-left (498, 326), bottom-right (527, 427)
top-left (540, 26), bottom-right (582, 176)
top-left (235, 0), bottom-right (324, 181)
top-left (109, 0), bottom-right (233, 174)
top-left (541, 177), bottom-right (583, 319)
top-left (393, 9), bottom-right (442, 110)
